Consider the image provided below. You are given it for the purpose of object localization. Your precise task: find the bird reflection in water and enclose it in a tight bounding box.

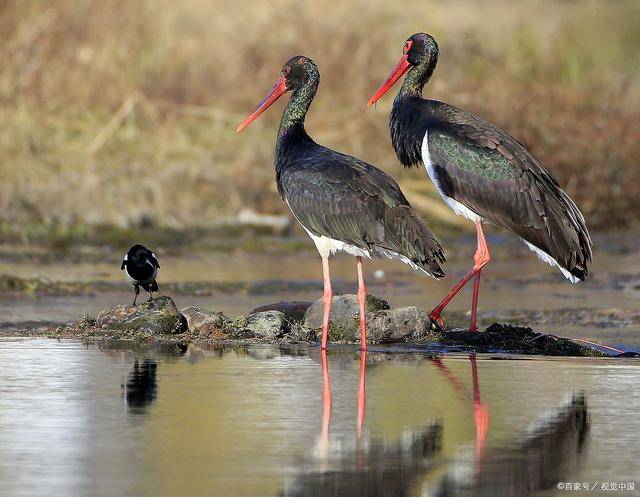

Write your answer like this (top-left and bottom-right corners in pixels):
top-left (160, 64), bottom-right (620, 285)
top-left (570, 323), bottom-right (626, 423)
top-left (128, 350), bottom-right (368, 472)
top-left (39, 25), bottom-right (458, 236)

top-left (320, 348), bottom-right (332, 459)
top-left (430, 354), bottom-right (490, 468)
top-left (123, 358), bottom-right (158, 413)
top-left (356, 350), bottom-right (366, 441)
top-left (318, 349), bottom-right (365, 452)
top-left (434, 393), bottom-right (589, 496)
top-left (292, 351), bottom-right (588, 497)
top-left (428, 356), bottom-right (589, 496)
top-left (285, 349), bottom-right (443, 497)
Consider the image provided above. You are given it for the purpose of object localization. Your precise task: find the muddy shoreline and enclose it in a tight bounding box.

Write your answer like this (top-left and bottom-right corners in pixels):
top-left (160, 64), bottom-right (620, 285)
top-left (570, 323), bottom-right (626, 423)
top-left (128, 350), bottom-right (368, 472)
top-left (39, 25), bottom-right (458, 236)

top-left (8, 294), bottom-right (628, 358)
top-left (2, 232), bottom-right (639, 356)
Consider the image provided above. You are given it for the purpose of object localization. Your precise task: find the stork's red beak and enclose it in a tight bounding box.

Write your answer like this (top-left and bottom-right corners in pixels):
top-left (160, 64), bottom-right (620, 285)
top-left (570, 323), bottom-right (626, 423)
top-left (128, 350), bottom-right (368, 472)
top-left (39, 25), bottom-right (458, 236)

top-left (367, 53), bottom-right (411, 107)
top-left (236, 76), bottom-right (288, 132)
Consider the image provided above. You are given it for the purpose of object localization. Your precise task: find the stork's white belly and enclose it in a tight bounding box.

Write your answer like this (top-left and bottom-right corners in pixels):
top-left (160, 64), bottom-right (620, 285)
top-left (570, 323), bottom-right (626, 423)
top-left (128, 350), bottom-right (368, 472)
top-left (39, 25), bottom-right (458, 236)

top-left (285, 199), bottom-right (435, 275)
top-left (284, 199), bottom-right (371, 259)
top-left (421, 131), bottom-right (482, 223)
top-left (302, 227), bottom-right (372, 259)
top-left (302, 227), bottom-right (438, 276)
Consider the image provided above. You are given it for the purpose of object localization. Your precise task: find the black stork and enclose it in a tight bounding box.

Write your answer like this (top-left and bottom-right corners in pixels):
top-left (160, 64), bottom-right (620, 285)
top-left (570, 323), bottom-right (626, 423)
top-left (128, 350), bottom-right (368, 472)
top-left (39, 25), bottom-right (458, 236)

top-left (368, 33), bottom-right (593, 332)
top-left (237, 56), bottom-right (445, 350)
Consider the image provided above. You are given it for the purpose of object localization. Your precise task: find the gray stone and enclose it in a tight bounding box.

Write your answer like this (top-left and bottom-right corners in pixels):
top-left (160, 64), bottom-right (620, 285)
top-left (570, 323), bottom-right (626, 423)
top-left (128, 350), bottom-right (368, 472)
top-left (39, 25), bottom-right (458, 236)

top-left (244, 310), bottom-right (288, 339)
top-left (95, 296), bottom-right (186, 336)
top-left (249, 301), bottom-right (312, 323)
top-left (181, 306), bottom-right (230, 338)
top-left (303, 294), bottom-right (391, 342)
top-left (367, 307), bottom-right (436, 342)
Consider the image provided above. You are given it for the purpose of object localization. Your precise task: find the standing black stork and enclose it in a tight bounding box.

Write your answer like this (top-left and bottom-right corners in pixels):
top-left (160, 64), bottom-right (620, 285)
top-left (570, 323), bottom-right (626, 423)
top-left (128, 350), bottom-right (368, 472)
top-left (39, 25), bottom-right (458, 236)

top-left (237, 56), bottom-right (445, 350)
top-left (368, 33), bottom-right (593, 332)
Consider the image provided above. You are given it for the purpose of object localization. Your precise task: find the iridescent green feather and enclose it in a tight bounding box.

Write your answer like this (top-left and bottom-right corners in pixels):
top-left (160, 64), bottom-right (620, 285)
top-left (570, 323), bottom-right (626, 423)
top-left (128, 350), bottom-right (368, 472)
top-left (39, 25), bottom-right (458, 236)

top-left (430, 131), bottom-right (518, 181)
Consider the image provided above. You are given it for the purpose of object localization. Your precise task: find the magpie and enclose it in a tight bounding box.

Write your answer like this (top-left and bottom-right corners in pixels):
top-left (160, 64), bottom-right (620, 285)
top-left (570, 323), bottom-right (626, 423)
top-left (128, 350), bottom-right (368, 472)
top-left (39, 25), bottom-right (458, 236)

top-left (121, 244), bottom-right (160, 306)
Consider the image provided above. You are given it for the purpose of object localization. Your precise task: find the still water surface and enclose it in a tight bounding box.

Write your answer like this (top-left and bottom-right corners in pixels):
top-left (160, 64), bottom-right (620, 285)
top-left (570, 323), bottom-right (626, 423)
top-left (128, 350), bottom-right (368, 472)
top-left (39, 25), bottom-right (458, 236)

top-left (0, 338), bottom-right (638, 497)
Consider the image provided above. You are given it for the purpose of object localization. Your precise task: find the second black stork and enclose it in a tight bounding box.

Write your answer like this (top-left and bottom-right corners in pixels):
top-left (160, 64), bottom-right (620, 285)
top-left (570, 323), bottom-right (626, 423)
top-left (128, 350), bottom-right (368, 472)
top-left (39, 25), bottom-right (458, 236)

top-left (368, 33), bottom-right (593, 332)
top-left (237, 56), bottom-right (445, 350)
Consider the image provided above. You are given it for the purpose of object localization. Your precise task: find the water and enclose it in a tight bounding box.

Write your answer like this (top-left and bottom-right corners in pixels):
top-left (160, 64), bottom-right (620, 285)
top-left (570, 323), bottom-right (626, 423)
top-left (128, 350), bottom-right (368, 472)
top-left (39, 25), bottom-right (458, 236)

top-left (0, 338), bottom-right (638, 497)
top-left (1, 233), bottom-right (639, 494)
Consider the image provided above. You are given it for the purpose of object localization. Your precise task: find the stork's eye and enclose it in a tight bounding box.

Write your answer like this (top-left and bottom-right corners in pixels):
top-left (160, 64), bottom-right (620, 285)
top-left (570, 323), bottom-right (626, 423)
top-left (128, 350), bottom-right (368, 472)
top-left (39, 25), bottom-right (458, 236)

top-left (403, 40), bottom-right (413, 54)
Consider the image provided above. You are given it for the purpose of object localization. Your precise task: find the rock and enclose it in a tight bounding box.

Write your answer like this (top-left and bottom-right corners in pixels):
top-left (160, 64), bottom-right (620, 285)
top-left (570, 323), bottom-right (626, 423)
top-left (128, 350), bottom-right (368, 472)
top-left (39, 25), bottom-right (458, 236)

top-left (367, 307), bottom-right (437, 343)
top-left (303, 294), bottom-right (391, 342)
top-left (181, 306), bottom-right (230, 338)
top-left (95, 296), bottom-right (187, 336)
top-left (440, 323), bottom-right (606, 357)
top-left (41, 295), bottom-right (618, 357)
top-left (250, 301), bottom-right (312, 322)
top-left (614, 351), bottom-right (640, 358)
top-left (288, 322), bottom-right (317, 343)
top-left (243, 310), bottom-right (288, 339)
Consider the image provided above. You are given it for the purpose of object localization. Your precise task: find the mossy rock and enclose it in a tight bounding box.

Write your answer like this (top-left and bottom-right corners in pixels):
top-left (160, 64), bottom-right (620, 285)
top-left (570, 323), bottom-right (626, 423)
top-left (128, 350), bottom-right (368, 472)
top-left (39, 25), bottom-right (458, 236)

top-left (95, 296), bottom-right (187, 336)
top-left (304, 294), bottom-right (391, 341)
top-left (249, 301), bottom-right (312, 323)
top-left (181, 306), bottom-right (230, 338)
top-left (244, 310), bottom-right (288, 339)
top-left (438, 323), bottom-right (606, 357)
top-left (42, 295), bottom-right (617, 357)
top-left (367, 307), bottom-right (439, 343)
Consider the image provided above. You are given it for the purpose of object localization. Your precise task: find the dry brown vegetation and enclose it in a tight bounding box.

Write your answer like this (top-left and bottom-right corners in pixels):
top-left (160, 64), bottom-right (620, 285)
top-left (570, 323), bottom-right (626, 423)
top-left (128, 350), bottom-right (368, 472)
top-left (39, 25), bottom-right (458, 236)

top-left (1, 0), bottom-right (639, 239)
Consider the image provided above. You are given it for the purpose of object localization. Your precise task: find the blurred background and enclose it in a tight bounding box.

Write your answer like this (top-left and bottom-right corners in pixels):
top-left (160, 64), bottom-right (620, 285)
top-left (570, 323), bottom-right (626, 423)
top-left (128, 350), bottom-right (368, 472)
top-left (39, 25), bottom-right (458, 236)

top-left (2, 6), bottom-right (639, 493)
top-left (1, 0), bottom-right (639, 244)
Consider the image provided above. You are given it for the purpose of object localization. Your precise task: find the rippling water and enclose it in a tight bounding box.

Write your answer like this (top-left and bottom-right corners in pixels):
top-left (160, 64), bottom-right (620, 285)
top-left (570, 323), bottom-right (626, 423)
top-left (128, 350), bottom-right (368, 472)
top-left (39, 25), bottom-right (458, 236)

top-left (0, 338), bottom-right (638, 497)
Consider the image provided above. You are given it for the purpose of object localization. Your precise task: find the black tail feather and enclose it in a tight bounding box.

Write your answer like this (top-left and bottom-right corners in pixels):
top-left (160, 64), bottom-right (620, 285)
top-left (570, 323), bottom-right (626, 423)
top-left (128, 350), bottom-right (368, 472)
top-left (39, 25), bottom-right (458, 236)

top-left (375, 205), bottom-right (446, 278)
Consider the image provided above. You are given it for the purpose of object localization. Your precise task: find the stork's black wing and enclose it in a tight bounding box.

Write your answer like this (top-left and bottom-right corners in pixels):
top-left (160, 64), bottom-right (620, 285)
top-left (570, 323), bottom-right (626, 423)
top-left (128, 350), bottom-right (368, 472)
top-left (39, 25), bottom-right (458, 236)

top-left (423, 101), bottom-right (592, 281)
top-left (278, 144), bottom-right (444, 277)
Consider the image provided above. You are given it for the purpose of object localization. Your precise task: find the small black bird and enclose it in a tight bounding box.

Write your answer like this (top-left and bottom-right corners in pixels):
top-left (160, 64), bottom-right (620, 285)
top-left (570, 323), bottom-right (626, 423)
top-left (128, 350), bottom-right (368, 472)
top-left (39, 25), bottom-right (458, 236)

top-left (121, 244), bottom-right (160, 306)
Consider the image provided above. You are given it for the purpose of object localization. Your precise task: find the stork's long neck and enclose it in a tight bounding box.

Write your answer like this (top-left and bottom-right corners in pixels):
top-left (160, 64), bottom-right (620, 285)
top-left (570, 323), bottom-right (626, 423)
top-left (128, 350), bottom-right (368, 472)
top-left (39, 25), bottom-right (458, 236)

top-left (398, 52), bottom-right (438, 99)
top-left (275, 72), bottom-right (319, 166)
top-left (390, 53), bottom-right (439, 168)
top-left (278, 75), bottom-right (318, 138)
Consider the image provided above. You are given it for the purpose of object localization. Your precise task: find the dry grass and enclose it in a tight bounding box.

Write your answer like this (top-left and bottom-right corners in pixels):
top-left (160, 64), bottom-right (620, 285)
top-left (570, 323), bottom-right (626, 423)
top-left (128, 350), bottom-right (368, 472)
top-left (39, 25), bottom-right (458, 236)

top-left (1, 0), bottom-right (639, 238)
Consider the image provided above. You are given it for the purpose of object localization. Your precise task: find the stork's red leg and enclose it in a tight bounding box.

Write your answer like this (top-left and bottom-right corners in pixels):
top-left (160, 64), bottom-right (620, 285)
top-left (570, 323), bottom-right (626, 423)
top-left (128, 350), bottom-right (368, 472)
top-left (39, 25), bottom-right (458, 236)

top-left (470, 270), bottom-right (481, 332)
top-left (355, 256), bottom-right (368, 351)
top-left (321, 256), bottom-right (333, 350)
top-left (429, 220), bottom-right (491, 330)
top-left (429, 269), bottom-right (477, 326)
top-left (470, 222), bottom-right (490, 331)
